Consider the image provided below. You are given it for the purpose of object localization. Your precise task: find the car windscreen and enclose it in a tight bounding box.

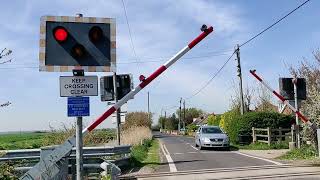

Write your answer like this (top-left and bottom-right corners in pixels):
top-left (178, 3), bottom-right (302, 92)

top-left (202, 127), bottom-right (223, 134)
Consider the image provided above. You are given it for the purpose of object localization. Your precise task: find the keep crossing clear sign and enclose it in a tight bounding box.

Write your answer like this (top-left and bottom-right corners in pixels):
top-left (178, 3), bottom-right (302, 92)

top-left (60, 76), bottom-right (98, 97)
top-left (68, 97), bottom-right (90, 117)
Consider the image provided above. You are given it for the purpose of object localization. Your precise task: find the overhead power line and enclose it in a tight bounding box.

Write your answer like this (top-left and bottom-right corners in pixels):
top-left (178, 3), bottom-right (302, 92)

top-left (183, 0), bottom-right (312, 100)
top-left (240, 0), bottom-right (311, 47)
top-left (185, 51), bottom-right (236, 100)
top-left (121, 0), bottom-right (140, 66)
top-left (0, 51), bottom-right (232, 69)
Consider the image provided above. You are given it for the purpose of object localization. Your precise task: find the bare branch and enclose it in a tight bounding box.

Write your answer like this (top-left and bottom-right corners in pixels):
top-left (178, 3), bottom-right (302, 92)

top-left (0, 101), bottom-right (11, 108)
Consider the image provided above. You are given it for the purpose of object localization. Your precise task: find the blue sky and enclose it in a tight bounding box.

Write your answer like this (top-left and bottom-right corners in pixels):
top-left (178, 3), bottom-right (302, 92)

top-left (0, 0), bottom-right (319, 132)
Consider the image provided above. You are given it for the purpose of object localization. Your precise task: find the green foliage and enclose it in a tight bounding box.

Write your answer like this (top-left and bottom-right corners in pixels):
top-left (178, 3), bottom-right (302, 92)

top-left (176, 108), bottom-right (204, 125)
top-left (186, 124), bottom-right (198, 132)
top-left (142, 139), bottom-right (160, 169)
top-left (123, 112), bottom-right (152, 130)
top-left (130, 139), bottom-right (155, 167)
top-left (164, 113), bottom-right (179, 130)
top-left (0, 162), bottom-right (18, 180)
top-left (207, 115), bottom-right (221, 126)
top-left (223, 111), bottom-right (293, 144)
top-left (158, 116), bottom-right (166, 129)
top-left (0, 132), bottom-right (46, 150)
top-left (0, 129), bottom-right (116, 150)
top-left (237, 142), bottom-right (289, 150)
top-left (220, 110), bottom-right (239, 142)
top-left (278, 145), bottom-right (317, 160)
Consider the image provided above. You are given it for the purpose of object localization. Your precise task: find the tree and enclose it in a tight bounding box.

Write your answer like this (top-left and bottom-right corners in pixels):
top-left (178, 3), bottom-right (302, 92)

top-left (165, 113), bottom-right (178, 130)
top-left (230, 84), bottom-right (254, 112)
top-left (122, 111), bottom-right (152, 130)
top-left (255, 85), bottom-right (276, 112)
top-left (176, 107), bottom-right (204, 125)
top-left (289, 50), bottom-right (320, 141)
top-left (158, 116), bottom-right (166, 129)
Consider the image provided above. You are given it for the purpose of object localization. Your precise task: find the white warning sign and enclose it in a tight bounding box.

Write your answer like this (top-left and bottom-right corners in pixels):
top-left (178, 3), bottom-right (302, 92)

top-left (60, 76), bottom-right (98, 97)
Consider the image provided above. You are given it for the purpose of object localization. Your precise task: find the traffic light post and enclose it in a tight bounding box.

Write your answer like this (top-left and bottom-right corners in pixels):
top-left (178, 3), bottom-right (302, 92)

top-left (21, 25), bottom-right (213, 179)
top-left (113, 72), bottom-right (121, 145)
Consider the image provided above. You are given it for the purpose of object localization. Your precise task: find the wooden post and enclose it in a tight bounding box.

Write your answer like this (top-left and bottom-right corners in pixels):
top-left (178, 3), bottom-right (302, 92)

top-left (252, 127), bottom-right (256, 143)
top-left (278, 127), bottom-right (282, 142)
top-left (267, 127), bottom-right (271, 146)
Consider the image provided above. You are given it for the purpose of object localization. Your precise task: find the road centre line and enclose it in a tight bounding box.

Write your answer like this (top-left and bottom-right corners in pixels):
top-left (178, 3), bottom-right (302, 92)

top-left (159, 140), bottom-right (177, 172)
top-left (235, 151), bottom-right (283, 165)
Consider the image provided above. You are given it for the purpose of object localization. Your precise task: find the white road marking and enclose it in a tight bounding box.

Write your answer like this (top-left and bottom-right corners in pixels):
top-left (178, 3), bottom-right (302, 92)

top-left (160, 141), bottom-right (177, 172)
top-left (235, 151), bottom-right (283, 165)
top-left (173, 152), bottom-right (185, 155)
top-left (190, 145), bottom-right (199, 151)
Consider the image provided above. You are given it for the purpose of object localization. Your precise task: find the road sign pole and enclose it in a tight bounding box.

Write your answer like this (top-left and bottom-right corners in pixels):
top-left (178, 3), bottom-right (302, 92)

top-left (76, 116), bottom-right (83, 180)
top-left (73, 69), bottom-right (85, 180)
top-left (21, 25), bottom-right (213, 180)
top-left (113, 72), bottom-right (121, 145)
top-left (293, 78), bottom-right (301, 149)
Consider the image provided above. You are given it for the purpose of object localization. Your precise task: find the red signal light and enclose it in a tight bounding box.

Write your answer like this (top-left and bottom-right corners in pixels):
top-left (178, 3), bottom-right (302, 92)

top-left (53, 27), bottom-right (68, 42)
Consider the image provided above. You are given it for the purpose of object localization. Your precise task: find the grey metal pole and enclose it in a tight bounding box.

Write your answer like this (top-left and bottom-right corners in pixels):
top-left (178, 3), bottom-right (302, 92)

top-left (235, 44), bottom-right (245, 115)
top-left (183, 100), bottom-right (186, 130)
top-left (74, 12), bottom-right (83, 179)
top-left (113, 72), bottom-right (121, 145)
top-left (293, 78), bottom-right (301, 148)
top-left (179, 98), bottom-right (182, 132)
top-left (76, 116), bottom-right (83, 180)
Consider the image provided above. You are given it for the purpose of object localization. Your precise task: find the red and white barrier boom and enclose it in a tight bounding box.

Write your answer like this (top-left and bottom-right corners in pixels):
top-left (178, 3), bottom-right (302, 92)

top-left (21, 25), bottom-right (214, 179)
top-left (249, 70), bottom-right (317, 130)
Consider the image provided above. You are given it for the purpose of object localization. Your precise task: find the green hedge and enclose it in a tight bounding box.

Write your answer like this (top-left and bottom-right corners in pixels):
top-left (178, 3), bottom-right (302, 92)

top-left (207, 115), bottom-right (221, 126)
top-left (224, 111), bottom-right (293, 144)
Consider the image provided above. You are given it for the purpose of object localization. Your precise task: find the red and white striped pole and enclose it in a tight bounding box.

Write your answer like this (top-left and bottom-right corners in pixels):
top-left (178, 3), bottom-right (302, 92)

top-left (82, 25), bottom-right (214, 135)
top-left (249, 70), bottom-right (317, 130)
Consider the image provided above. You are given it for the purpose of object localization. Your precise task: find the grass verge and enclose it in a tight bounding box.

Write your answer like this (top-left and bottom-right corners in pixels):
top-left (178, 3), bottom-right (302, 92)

top-left (277, 145), bottom-right (317, 160)
top-left (234, 142), bottom-right (289, 150)
top-left (142, 139), bottom-right (160, 169)
top-left (129, 139), bottom-right (160, 170)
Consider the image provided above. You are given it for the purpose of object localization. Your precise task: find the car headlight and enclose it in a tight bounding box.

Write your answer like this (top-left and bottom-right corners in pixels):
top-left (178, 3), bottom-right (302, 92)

top-left (201, 137), bottom-right (210, 142)
top-left (225, 137), bottom-right (229, 143)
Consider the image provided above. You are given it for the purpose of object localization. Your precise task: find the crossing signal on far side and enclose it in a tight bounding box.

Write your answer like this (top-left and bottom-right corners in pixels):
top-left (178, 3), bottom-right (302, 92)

top-left (39, 16), bottom-right (116, 72)
top-left (100, 74), bottom-right (133, 102)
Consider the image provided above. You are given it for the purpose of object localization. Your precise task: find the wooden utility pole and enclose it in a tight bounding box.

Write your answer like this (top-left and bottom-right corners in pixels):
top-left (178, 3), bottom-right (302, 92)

top-left (235, 44), bottom-right (245, 115)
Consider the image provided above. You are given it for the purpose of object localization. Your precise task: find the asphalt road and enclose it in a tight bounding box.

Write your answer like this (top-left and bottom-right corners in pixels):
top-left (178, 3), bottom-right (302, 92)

top-left (154, 132), bottom-right (278, 172)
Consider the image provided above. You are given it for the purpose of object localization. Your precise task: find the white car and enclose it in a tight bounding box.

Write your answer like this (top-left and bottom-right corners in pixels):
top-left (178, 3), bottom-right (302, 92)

top-left (195, 125), bottom-right (230, 150)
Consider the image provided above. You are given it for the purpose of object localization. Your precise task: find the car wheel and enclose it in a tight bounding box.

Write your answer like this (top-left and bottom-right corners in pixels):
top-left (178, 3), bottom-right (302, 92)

top-left (195, 143), bottom-right (199, 147)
